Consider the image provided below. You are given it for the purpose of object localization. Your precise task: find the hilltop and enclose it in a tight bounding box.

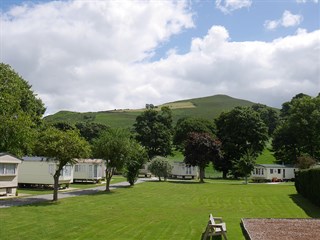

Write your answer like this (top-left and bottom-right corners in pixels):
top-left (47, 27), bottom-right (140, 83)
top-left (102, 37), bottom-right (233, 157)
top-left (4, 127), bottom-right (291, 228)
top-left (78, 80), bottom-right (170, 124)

top-left (44, 94), bottom-right (260, 128)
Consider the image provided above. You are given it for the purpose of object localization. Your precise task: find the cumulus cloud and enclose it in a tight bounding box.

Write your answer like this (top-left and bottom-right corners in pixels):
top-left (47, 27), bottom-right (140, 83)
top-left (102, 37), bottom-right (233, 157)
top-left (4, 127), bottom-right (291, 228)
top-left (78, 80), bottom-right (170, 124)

top-left (264, 10), bottom-right (303, 30)
top-left (1, 1), bottom-right (319, 115)
top-left (1, 0), bottom-right (194, 114)
top-left (215, 0), bottom-right (252, 14)
top-left (149, 26), bottom-right (320, 107)
top-left (296, 0), bottom-right (318, 3)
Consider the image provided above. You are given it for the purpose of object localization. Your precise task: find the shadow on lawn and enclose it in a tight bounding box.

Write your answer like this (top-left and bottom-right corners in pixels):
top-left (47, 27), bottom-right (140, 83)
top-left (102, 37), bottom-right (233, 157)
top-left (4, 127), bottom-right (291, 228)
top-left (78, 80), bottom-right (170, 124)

top-left (168, 180), bottom-right (202, 185)
top-left (289, 194), bottom-right (320, 218)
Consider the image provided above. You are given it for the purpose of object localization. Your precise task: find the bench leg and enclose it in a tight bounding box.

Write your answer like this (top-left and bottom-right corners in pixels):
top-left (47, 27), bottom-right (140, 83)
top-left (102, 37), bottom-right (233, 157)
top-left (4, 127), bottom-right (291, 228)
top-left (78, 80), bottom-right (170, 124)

top-left (202, 224), bottom-right (210, 240)
top-left (221, 232), bottom-right (227, 240)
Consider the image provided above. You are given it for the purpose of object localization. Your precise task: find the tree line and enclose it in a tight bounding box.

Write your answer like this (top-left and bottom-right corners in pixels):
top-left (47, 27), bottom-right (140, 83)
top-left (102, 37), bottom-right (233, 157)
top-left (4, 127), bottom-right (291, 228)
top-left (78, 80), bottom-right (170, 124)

top-left (1, 63), bottom-right (319, 200)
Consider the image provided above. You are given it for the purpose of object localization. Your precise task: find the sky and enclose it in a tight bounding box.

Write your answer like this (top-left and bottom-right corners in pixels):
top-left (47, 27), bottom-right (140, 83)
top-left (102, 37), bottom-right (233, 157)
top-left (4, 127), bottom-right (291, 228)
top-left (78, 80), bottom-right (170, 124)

top-left (1, 0), bottom-right (319, 115)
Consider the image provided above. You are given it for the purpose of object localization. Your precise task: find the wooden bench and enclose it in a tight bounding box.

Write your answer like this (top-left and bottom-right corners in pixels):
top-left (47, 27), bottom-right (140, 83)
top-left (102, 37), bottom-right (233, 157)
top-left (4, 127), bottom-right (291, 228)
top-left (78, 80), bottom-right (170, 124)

top-left (202, 214), bottom-right (227, 240)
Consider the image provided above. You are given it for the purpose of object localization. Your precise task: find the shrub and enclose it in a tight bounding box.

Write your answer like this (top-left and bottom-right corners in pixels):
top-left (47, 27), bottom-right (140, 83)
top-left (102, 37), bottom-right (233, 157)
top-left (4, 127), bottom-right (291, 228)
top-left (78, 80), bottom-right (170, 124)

top-left (295, 167), bottom-right (320, 207)
top-left (295, 156), bottom-right (317, 169)
top-left (148, 156), bottom-right (172, 181)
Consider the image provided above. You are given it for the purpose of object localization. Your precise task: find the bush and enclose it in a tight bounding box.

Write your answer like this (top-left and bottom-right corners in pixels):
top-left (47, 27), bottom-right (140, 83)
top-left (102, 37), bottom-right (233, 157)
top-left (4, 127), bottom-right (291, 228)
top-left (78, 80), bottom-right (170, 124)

top-left (295, 168), bottom-right (320, 207)
top-left (295, 156), bottom-right (317, 169)
top-left (148, 156), bottom-right (172, 181)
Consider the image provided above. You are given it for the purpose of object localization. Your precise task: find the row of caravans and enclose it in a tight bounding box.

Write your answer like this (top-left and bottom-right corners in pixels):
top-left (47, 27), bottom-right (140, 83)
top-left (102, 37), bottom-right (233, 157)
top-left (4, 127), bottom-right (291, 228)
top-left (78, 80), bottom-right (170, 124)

top-left (0, 154), bottom-right (107, 196)
top-left (19, 157), bottom-right (106, 187)
top-left (1, 153), bottom-right (199, 196)
top-left (139, 161), bottom-right (198, 179)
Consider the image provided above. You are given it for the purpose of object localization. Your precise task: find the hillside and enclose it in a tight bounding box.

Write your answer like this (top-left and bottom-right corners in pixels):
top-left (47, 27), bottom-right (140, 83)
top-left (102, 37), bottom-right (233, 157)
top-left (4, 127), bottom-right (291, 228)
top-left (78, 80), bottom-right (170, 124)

top-left (44, 94), bottom-right (258, 128)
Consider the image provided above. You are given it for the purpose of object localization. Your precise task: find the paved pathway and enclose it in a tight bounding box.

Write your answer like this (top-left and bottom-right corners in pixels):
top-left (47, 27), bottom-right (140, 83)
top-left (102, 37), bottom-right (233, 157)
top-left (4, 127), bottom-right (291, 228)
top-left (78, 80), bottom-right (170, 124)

top-left (0, 178), bottom-right (155, 208)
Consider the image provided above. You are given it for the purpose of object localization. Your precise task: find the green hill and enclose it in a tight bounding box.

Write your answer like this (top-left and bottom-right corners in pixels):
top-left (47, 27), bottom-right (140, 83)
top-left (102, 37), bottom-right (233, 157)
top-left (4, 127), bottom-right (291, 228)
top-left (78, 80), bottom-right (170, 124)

top-left (44, 94), bottom-right (258, 128)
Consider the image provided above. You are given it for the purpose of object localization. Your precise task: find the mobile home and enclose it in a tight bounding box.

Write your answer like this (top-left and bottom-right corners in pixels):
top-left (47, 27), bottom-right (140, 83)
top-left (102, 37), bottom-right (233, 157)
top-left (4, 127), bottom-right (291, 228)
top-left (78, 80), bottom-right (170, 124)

top-left (139, 164), bottom-right (152, 177)
top-left (170, 161), bottom-right (198, 179)
top-left (73, 159), bottom-right (105, 183)
top-left (0, 153), bottom-right (21, 196)
top-left (19, 157), bottom-right (74, 187)
top-left (251, 164), bottom-right (298, 182)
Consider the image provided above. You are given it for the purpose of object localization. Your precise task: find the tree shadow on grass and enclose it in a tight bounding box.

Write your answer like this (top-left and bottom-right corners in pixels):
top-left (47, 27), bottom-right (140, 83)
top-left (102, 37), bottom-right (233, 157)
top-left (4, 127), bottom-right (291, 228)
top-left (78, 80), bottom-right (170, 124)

top-left (289, 194), bottom-right (320, 218)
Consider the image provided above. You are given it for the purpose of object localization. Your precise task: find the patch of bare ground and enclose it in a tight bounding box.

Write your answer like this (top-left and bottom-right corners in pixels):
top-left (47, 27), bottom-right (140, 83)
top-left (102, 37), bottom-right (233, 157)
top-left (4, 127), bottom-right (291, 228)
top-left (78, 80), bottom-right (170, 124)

top-left (241, 218), bottom-right (320, 240)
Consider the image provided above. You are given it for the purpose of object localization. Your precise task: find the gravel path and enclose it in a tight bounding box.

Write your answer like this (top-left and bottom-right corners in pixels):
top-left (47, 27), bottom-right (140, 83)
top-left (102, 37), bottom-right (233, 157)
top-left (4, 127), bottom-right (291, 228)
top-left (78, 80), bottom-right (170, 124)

top-left (0, 178), bottom-right (154, 208)
top-left (242, 218), bottom-right (320, 240)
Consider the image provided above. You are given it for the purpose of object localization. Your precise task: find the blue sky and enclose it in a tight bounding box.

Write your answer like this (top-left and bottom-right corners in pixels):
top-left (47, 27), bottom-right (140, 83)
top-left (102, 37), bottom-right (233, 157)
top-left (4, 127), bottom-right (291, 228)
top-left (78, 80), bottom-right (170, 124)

top-left (155, 1), bottom-right (320, 58)
top-left (1, 0), bottom-right (319, 114)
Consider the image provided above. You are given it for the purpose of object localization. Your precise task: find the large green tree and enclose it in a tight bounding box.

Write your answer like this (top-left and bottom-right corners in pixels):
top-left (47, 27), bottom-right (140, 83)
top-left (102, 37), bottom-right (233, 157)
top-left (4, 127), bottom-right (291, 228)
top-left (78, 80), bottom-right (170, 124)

top-left (215, 107), bottom-right (268, 178)
top-left (0, 63), bottom-right (45, 156)
top-left (93, 128), bottom-right (131, 192)
top-left (173, 117), bottom-right (215, 151)
top-left (35, 127), bottom-right (91, 201)
top-left (134, 106), bottom-right (173, 158)
top-left (251, 104), bottom-right (280, 136)
top-left (273, 94), bottom-right (320, 163)
top-left (75, 122), bottom-right (109, 143)
top-left (184, 132), bottom-right (221, 183)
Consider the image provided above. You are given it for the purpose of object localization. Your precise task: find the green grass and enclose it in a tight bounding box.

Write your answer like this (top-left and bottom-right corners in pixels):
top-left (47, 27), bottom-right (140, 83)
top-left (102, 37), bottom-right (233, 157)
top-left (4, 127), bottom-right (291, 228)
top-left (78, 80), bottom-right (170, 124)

top-left (44, 95), bottom-right (257, 128)
top-left (18, 176), bottom-right (126, 195)
top-left (1, 180), bottom-right (319, 240)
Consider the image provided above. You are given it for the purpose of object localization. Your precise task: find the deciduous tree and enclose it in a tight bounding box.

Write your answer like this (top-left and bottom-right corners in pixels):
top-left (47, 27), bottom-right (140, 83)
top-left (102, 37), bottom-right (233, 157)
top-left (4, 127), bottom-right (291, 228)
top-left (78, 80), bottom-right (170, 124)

top-left (124, 141), bottom-right (148, 186)
top-left (173, 117), bottom-right (215, 151)
top-left (148, 156), bottom-right (172, 181)
top-left (0, 63), bottom-right (45, 156)
top-left (251, 104), bottom-right (280, 136)
top-left (232, 148), bottom-right (256, 184)
top-left (134, 106), bottom-right (173, 158)
top-left (184, 132), bottom-right (221, 183)
top-left (215, 107), bottom-right (268, 178)
top-left (75, 122), bottom-right (109, 143)
top-left (35, 127), bottom-right (91, 201)
top-left (93, 128), bottom-right (131, 191)
top-left (273, 94), bottom-right (320, 163)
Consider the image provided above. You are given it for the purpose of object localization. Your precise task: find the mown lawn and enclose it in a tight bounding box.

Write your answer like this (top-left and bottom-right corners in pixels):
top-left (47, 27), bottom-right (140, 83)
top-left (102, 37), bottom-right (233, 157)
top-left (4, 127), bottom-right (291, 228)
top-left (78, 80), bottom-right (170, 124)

top-left (17, 175), bottom-right (126, 196)
top-left (1, 180), bottom-right (319, 240)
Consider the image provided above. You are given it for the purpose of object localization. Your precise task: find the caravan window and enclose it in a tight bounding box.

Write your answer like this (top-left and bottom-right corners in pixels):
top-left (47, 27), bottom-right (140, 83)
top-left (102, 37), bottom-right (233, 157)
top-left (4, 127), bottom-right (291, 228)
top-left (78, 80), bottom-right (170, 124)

top-left (270, 169), bottom-right (273, 174)
top-left (278, 169), bottom-right (281, 174)
top-left (0, 163), bottom-right (16, 174)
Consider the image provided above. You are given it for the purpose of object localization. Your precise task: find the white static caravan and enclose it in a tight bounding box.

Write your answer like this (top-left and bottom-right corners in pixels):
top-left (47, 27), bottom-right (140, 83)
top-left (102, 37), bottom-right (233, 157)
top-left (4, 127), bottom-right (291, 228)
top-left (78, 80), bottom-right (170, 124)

top-left (139, 164), bottom-right (152, 177)
top-left (73, 159), bottom-right (105, 183)
top-left (170, 161), bottom-right (198, 179)
top-left (0, 153), bottom-right (22, 196)
top-left (251, 164), bottom-right (298, 182)
top-left (19, 157), bottom-right (74, 186)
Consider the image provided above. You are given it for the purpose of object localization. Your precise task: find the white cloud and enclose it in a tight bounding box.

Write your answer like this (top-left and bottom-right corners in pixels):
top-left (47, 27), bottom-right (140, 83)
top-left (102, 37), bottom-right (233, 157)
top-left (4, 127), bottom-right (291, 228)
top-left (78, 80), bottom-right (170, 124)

top-left (264, 10), bottom-right (303, 30)
top-left (296, 0), bottom-right (318, 3)
top-left (158, 26), bottom-right (319, 107)
top-left (1, 1), bottom-right (319, 115)
top-left (264, 20), bottom-right (279, 31)
top-left (281, 10), bottom-right (303, 27)
top-left (1, 0), bottom-right (194, 114)
top-left (216, 0), bottom-right (252, 14)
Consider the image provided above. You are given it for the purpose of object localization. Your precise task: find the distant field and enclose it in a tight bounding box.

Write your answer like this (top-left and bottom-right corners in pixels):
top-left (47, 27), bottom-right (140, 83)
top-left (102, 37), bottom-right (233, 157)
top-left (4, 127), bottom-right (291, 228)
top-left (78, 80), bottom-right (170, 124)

top-left (44, 94), bottom-right (257, 128)
top-left (1, 180), bottom-right (319, 239)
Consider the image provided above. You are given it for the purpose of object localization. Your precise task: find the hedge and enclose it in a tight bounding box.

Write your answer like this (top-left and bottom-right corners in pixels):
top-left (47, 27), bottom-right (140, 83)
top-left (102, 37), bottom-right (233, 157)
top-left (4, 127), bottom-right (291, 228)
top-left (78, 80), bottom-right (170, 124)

top-left (295, 168), bottom-right (320, 207)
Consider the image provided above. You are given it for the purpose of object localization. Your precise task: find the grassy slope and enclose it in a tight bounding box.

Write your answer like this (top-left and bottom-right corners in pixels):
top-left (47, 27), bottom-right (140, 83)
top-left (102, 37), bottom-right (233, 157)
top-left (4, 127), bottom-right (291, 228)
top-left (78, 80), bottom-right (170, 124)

top-left (1, 180), bottom-right (319, 240)
top-left (44, 94), bottom-right (256, 128)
